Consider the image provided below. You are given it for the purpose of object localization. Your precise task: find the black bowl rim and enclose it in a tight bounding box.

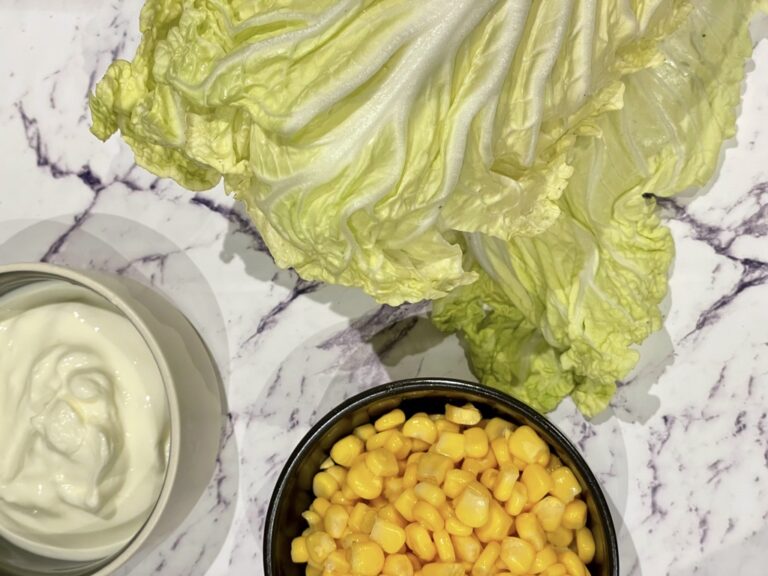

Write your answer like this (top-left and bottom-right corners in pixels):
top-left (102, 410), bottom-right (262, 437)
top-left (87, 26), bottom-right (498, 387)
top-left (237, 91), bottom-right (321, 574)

top-left (263, 377), bottom-right (619, 575)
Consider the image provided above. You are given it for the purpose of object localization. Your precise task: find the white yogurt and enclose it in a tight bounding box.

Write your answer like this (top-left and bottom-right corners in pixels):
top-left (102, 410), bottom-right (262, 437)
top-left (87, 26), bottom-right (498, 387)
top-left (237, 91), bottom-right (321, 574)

top-left (0, 280), bottom-right (170, 561)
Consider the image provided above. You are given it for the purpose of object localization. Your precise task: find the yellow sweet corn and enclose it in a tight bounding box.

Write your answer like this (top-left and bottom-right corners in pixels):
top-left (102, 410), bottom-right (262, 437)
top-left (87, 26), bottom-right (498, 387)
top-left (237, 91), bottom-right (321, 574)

top-left (445, 403), bottom-right (482, 426)
top-left (323, 504), bottom-right (349, 539)
top-left (546, 526), bottom-right (574, 548)
top-left (558, 549), bottom-right (586, 576)
top-left (406, 552), bottom-right (423, 572)
top-left (485, 418), bottom-right (514, 441)
top-left (383, 554), bottom-right (414, 576)
top-left (291, 537), bottom-right (309, 563)
top-left (433, 529), bottom-right (456, 562)
top-left (366, 430), bottom-right (392, 451)
top-left (384, 431), bottom-right (408, 456)
top-left (423, 562), bottom-right (465, 576)
top-left (305, 566), bottom-right (321, 576)
top-left (550, 467), bottom-right (582, 504)
top-left (504, 482), bottom-right (528, 517)
top-left (414, 501), bottom-right (445, 532)
top-left (464, 427), bottom-right (489, 458)
top-left (451, 534), bottom-right (482, 563)
top-left (312, 472), bottom-right (339, 500)
top-left (301, 510), bottom-right (323, 529)
top-left (340, 532), bottom-right (370, 549)
top-left (546, 455), bottom-right (563, 474)
top-left (412, 439), bottom-right (431, 452)
top-left (515, 513), bottom-right (546, 551)
top-left (454, 481), bottom-right (491, 528)
top-left (508, 426), bottom-right (549, 465)
top-left (350, 541), bottom-right (385, 576)
top-left (402, 413), bottom-right (438, 444)
top-left (435, 418), bottom-right (461, 434)
top-left (414, 482), bottom-right (446, 507)
top-left (521, 464), bottom-right (553, 505)
top-left (378, 504), bottom-right (407, 528)
top-left (531, 546), bottom-right (558, 573)
top-left (371, 518), bottom-right (407, 554)
top-left (480, 468), bottom-right (499, 491)
top-left (445, 516), bottom-right (473, 537)
top-left (416, 453), bottom-right (454, 485)
top-left (323, 549), bottom-right (350, 573)
top-left (435, 431), bottom-right (466, 462)
top-left (384, 477), bottom-right (405, 501)
top-left (493, 467), bottom-right (520, 502)
top-left (472, 542), bottom-right (501, 576)
top-left (562, 499), bottom-right (588, 530)
top-left (491, 437), bottom-right (513, 468)
top-left (311, 497), bottom-right (331, 517)
top-left (366, 448), bottom-right (399, 477)
top-left (330, 490), bottom-right (357, 507)
top-left (533, 496), bottom-right (566, 532)
top-left (542, 564), bottom-right (568, 576)
top-left (475, 501), bottom-right (513, 543)
top-left (348, 502), bottom-right (376, 534)
top-left (306, 531), bottom-right (336, 565)
top-left (354, 423), bottom-right (376, 441)
top-left (375, 409), bottom-right (406, 432)
top-left (403, 463), bottom-right (419, 488)
top-left (575, 527), bottom-right (595, 564)
top-left (500, 537), bottom-right (535, 575)
top-left (319, 457), bottom-right (334, 470)
top-left (405, 523), bottom-right (436, 561)
top-left (331, 435), bottom-right (364, 468)
top-left (394, 489), bottom-right (419, 522)
top-left (443, 469), bottom-right (475, 499)
top-left (347, 461), bottom-right (383, 500)
top-left (326, 465), bottom-right (347, 486)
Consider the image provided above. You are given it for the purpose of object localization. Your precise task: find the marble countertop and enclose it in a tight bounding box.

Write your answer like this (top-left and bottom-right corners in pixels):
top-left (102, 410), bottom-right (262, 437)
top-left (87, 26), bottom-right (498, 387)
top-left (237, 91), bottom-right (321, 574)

top-left (1, 3), bottom-right (767, 575)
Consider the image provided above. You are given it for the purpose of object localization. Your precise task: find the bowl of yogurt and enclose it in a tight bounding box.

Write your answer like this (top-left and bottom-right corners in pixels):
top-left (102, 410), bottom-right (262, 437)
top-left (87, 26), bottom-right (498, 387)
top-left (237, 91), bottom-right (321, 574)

top-left (0, 263), bottom-right (224, 576)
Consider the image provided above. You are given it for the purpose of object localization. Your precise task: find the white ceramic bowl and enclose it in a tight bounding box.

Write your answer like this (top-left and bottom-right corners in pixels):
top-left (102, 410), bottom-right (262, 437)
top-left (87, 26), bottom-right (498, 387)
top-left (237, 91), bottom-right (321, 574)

top-left (0, 263), bottom-right (224, 576)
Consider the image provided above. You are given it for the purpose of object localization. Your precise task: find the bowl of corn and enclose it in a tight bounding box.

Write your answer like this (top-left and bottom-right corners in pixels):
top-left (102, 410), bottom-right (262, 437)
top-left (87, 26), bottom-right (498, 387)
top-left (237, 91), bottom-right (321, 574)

top-left (264, 378), bottom-right (618, 576)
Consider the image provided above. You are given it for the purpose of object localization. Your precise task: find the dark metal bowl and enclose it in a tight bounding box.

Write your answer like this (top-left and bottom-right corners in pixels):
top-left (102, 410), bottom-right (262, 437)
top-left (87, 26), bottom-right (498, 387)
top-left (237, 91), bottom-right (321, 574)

top-left (264, 378), bottom-right (619, 576)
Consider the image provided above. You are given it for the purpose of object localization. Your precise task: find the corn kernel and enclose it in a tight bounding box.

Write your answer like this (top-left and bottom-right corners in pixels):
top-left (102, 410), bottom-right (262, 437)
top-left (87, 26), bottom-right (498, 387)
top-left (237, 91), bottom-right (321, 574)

top-left (462, 449), bottom-right (497, 476)
top-left (445, 403), bottom-right (482, 426)
top-left (516, 512), bottom-right (546, 551)
top-left (504, 482), bottom-right (528, 516)
top-left (479, 468), bottom-right (498, 491)
top-left (546, 455), bottom-right (563, 473)
top-left (403, 413), bottom-right (438, 444)
top-left (366, 430), bottom-right (391, 451)
top-left (451, 534), bottom-right (482, 563)
top-left (378, 504), bottom-right (407, 528)
top-left (395, 489), bottom-right (419, 522)
top-left (472, 541), bottom-right (501, 576)
top-left (319, 457), bottom-right (334, 470)
top-left (403, 463), bottom-right (419, 488)
top-left (366, 448), bottom-right (399, 477)
top-left (305, 566), bottom-right (321, 576)
top-left (500, 537), bottom-right (535, 575)
top-left (454, 481), bottom-right (491, 528)
top-left (383, 554), bottom-right (414, 576)
top-left (445, 516), bottom-right (473, 537)
top-left (323, 549), bottom-right (350, 573)
top-left (464, 427), bottom-right (490, 458)
top-left (406, 553), bottom-right (423, 571)
top-left (412, 439), bottom-right (431, 452)
top-left (350, 541), bottom-right (385, 576)
top-left (558, 549), bottom-right (586, 576)
top-left (405, 523), bottom-right (437, 561)
top-left (306, 531), bottom-right (336, 565)
top-left (302, 510), bottom-right (323, 529)
top-left (475, 501), bottom-right (513, 543)
top-left (433, 529), bottom-right (456, 562)
top-left (493, 466), bottom-right (520, 502)
top-left (323, 504), bottom-right (349, 539)
top-left (311, 497), bottom-right (331, 518)
top-left (485, 418), bottom-right (514, 441)
top-left (408, 452), bottom-right (426, 465)
top-left (542, 564), bottom-right (568, 576)
top-left (375, 409), bottom-right (406, 431)
top-left (435, 418), bottom-right (461, 434)
top-left (531, 546), bottom-right (558, 573)
top-left (533, 496), bottom-right (566, 532)
top-left (443, 469), bottom-right (475, 499)
top-left (341, 482), bottom-right (358, 501)
top-left (423, 562), bottom-right (465, 576)
top-left (370, 517), bottom-right (407, 554)
top-left (330, 490), bottom-right (357, 507)
top-left (438, 502), bottom-right (454, 519)
top-left (369, 496), bottom-right (387, 509)
top-left (326, 465), bottom-right (347, 486)
top-left (575, 527), bottom-right (595, 564)
top-left (435, 432), bottom-right (466, 462)
top-left (550, 467), bottom-right (582, 504)
top-left (414, 482), bottom-right (447, 507)
top-left (354, 424), bottom-right (376, 441)
top-left (562, 500), bottom-right (588, 530)
top-left (347, 461), bottom-right (383, 500)
top-left (509, 426), bottom-right (549, 465)
top-left (491, 437), bottom-right (513, 468)
top-left (521, 464), bottom-right (553, 504)
top-left (340, 532), bottom-right (369, 549)
top-left (291, 536), bottom-right (309, 563)
top-left (313, 472), bottom-right (339, 500)
top-left (417, 453), bottom-right (454, 485)
top-left (414, 501), bottom-right (444, 532)
top-left (547, 526), bottom-right (574, 548)
top-left (349, 503), bottom-right (376, 534)
top-left (331, 435), bottom-right (364, 468)
top-left (385, 477), bottom-right (405, 501)
top-left (384, 431), bottom-right (408, 456)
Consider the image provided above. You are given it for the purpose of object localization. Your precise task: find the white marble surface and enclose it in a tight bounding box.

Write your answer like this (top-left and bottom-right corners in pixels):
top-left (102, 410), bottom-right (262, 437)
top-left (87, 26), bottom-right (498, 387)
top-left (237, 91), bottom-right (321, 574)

top-left (1, 3), bottom-right (767, 575)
